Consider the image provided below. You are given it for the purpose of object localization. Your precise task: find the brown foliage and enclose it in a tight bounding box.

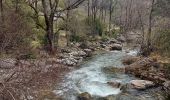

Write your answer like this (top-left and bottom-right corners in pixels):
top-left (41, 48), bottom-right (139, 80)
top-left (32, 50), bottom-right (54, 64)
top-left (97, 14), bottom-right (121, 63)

top-left (0, 11), bottom-right (32, 55)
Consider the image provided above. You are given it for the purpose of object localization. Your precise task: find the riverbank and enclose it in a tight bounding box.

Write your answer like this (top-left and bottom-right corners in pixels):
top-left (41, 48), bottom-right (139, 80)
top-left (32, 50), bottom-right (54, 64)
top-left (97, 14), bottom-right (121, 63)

top-left (57, 49), bottom-right (168, 100)
top-left (0, 37), bottom-right (124, 100)
top-left (1, 36), bottom-right (169, 100)
top-left (123, 55), bottom-right (170, 98)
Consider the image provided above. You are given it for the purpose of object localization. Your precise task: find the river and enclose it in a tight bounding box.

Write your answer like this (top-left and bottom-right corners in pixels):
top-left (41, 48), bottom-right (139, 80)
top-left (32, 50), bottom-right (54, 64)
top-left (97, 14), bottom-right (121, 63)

top-left (54, 50), bottom-right (164, 100)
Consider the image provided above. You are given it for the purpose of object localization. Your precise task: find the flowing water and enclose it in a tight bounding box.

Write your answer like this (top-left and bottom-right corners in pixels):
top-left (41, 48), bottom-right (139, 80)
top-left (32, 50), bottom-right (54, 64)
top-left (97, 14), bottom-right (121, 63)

top-left (55, 50), bottom-right (164, 100)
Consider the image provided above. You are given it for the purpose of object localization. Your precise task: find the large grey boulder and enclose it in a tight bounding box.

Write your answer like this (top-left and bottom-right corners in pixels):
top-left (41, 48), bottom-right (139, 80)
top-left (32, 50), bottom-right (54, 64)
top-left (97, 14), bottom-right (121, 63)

top-left (129, 80), bottom-right (155, 90)
top-left (122, 56), bottom-right (140, 65)
top-left (107, 81), bottom-right (122, 88)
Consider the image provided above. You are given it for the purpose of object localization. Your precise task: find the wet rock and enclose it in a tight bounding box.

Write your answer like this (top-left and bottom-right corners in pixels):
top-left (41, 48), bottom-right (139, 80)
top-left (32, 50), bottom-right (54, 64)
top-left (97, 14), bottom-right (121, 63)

top-left (109, 44), bottom-right (122, 51)
top-left (122, 56), bottom-right (140, 65)
top-left (129, 80), bottom-right (155, 90)
top-left (116, 93), bottom-right (138, 100)
top-left (163, 81), bottom-right (170, 95)
top-left (163, 81), bottom-right (170, 88)
top-left (99, 95), bottom-right (116, 100)
top-left (125, 58), bottom-right (168, 84)
top-left (107, 82), bottom-right (128, 92)
top-left (107, 82), bottom-right (122, 88)
top-left (84, 49), bottom-right (92, 57)
top-left (78, 92), bottom-right (92, 100)
top-left (103, 67), bottom-right (125, 74)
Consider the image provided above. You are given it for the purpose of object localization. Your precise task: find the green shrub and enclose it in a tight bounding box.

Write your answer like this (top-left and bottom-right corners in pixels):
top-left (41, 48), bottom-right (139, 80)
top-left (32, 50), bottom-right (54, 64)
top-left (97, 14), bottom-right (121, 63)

top-left (111, 29), bottom-right (120, 38)
top-left (70, 35), bottom-right (86, 42)
top-left (95, 19), bottom-right (104, 36)
top-left (85, 17), bottom-right (105, 36)
top-left (101, 35), bottom-right (109, 42)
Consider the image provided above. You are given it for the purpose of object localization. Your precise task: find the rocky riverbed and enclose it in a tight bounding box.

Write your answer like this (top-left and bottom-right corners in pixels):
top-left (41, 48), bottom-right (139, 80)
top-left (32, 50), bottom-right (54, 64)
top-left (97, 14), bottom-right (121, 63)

top-left (54, 38), bottom-right (123, 66)
top-left (0, 37), bottom-right (169, 100)
top-left (123, 56), bottom-right (170, 97)
top-left (53, 48), bottom-right (168, 100)
top-left (0, 37), bottom-right (125, 99)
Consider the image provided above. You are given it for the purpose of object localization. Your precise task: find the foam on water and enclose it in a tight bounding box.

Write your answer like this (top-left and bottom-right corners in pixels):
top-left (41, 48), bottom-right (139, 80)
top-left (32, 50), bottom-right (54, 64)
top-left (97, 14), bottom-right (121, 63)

top-left (127, 49), bottom-right (139, 56)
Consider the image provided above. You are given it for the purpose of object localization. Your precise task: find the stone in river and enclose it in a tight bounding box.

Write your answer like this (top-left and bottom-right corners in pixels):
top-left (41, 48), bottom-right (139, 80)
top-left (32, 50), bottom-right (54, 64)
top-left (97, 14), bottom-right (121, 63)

top-left (77, 92), bottom-right (92, 100)
top-left (129, 80), bottom-right (155, 90)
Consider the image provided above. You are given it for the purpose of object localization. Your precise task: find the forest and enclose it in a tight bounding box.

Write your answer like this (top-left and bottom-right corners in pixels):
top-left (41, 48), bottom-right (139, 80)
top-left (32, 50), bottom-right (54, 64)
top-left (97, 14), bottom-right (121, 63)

top-left (0, 0), bottom-right (170, 100)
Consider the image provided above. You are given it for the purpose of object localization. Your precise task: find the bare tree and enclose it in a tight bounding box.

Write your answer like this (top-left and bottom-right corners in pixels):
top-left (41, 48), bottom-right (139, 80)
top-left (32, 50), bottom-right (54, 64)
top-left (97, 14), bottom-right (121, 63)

top-left (28, 0), bottom-right (85, 53)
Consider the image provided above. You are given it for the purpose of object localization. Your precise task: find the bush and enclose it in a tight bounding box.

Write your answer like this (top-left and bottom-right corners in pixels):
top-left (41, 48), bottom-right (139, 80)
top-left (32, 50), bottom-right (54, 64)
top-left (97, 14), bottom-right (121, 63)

top-left (101, 35), bottom-right (109, 42)
top-left (0, 11), bottom-right (32, 56)
top-left (111, 29), bottom-right (120, 38)
top-left (70, 35), bottom-right (86, 42)
top-left (85, 17), bottom-right (105, 36)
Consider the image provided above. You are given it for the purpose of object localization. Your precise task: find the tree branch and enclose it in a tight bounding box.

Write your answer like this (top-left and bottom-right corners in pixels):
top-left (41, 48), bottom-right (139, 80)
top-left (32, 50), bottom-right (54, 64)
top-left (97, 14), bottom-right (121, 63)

top-left (57, 0), bottom-right (85, 12)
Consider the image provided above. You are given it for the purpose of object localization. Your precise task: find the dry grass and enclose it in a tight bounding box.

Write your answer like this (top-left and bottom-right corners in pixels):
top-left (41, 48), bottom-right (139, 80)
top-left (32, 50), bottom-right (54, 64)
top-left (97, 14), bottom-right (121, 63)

top-left (0, 58), bottom-right (70, 100)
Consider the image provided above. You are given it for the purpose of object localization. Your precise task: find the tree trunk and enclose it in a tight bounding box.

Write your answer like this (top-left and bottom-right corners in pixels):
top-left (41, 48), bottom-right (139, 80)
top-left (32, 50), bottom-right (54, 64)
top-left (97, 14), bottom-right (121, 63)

top-left (140, 0), bottom-right (155, 56)
top-left (87, 0), bottom-right (90, 17)
top-left (45, 15), bottom-right (54, 53)
top-left (66, 0), bottom-right (70, 46)
top-left (42, 0), bottom-right (55, 53)
top-left (147, 0), bottom-right (155, 47)
top-left (15, 0), bottom-right (19, 12)
top-left (109, 0), bottom-right (113, 35)
top-left (0, 0), bottom-right (3, 22)
top-left (46, 27), bottom-right (54, 53)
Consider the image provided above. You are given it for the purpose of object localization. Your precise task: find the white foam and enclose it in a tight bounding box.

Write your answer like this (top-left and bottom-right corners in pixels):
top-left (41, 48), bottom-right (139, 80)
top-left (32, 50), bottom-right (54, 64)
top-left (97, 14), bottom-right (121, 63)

top-left (127, 50), bottom-right (138, 56)
top-left (79, 81), bottom-right (121, 97)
